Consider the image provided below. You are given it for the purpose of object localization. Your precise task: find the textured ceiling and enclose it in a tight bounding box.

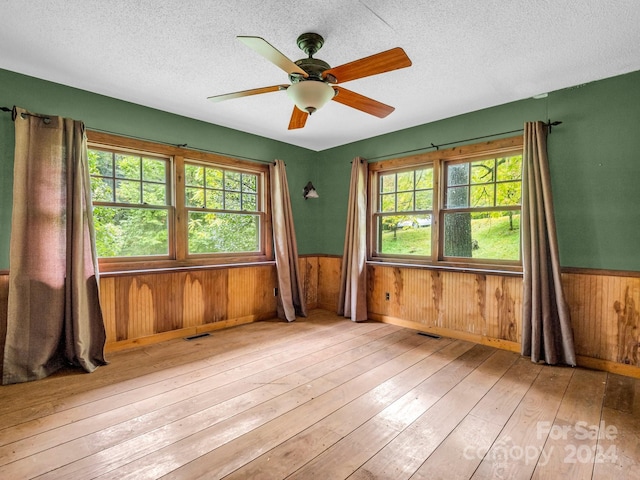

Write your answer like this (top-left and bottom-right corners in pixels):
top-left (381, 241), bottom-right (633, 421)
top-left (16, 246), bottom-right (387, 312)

top-left (1, 0), bottom-right (639, 151)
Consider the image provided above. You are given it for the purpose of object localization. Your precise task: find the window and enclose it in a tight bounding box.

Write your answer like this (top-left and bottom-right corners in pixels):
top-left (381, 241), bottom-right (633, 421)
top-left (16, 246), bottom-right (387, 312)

top-left (89, 149), bottom-right (172, 258)
top-left (87, 132), bottom-right (271, 270)
top-left (442, 156), bottom-right (522, 261)
top-left (369, 136), bottom-right (523, 269)
top-left (184, 162), bottom-right (261, 255)
top-left (374, 167), bottom-right (434, 256)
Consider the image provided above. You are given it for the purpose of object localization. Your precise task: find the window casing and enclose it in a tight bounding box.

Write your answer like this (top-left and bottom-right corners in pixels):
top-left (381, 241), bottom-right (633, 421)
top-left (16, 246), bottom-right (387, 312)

top-left (369, 136), bottom-right (524, 271)
top-left (87, 131), bottom-right (272, 271)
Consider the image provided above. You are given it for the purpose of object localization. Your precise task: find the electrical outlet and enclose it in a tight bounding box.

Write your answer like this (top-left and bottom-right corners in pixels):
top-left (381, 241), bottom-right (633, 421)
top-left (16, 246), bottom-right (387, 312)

top-left (385, 292), bottom-right (390, 301)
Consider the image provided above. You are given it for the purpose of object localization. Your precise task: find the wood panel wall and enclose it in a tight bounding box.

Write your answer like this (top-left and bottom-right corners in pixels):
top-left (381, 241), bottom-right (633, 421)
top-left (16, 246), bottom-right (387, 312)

top-left (563, 272), bottom-right (640, 371)
top-left (99, 265), bottom-right (278, 351)
top-left (1, 263), bottom-right (640, 376)
top-left (366, 264), bottom-right (522, 350)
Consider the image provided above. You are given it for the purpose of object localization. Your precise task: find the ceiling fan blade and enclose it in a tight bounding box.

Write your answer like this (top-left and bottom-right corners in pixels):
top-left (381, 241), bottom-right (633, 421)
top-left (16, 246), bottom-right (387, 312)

top-left (323, 47), bottom-right (412, 84)
top-left (207, 85), bottom-right (288, 103)
top-left (288, 106), bottom-right (308, 130)
top-left (238, 36), bottom-right (308, 78)
top-left (332, 86), bottom-right (395, 118)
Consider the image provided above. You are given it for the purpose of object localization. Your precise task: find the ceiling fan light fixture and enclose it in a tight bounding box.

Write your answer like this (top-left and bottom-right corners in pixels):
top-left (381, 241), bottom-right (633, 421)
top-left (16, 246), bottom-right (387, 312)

top-left (286, 81), bottom-right (335, 114)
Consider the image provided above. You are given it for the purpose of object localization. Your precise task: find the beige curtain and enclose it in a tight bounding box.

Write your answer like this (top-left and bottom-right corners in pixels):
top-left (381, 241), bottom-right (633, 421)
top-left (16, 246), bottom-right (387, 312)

top-left (2, 107), bottom-right (107, 384)
top-left (338, 157), bottom-right (368, 321)
top-left (521, 121), bottom-right (576, 366)
top-left (269, 160), bottom-right (307, 321)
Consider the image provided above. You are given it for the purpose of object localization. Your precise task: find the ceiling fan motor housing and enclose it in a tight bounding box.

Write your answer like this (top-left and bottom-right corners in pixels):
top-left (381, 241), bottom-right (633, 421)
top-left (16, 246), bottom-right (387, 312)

top-left (290, 58), bottom-right (331, 82)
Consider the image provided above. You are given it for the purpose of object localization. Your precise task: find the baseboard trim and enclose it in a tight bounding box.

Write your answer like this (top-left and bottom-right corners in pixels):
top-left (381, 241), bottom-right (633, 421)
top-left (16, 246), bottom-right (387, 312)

top-left (368, 313), bottom-right (521, 353)
top-left (104, 311), bottom-right (276, 353)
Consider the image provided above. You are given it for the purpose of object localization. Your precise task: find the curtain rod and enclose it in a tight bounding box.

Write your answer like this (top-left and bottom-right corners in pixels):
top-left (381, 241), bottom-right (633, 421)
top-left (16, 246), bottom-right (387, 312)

top-left (1, 106), bottom-right (52, 123)
top-left (87, 126), bottom-right (275, 164)
top-left (0, 106), bottom-right (274, 164)
top-left (366, 120), bottom-right (562, 161)
top-left (2, 106), bottom-right (561, 163)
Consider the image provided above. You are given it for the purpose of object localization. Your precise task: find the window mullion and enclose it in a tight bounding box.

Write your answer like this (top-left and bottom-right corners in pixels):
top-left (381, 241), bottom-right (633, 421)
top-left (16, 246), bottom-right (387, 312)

top-left (174, 155), bottom-right (186, 261)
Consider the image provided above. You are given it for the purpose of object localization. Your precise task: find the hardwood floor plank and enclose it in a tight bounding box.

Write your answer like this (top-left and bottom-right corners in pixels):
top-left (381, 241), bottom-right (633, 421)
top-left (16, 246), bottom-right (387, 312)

top-left (97, 332), bottom-right (435, 479)
top-left (592, 376), bottom-right (640, 479)
top-left (532, 368), bottom-right (608, 479)
top-left (470, 366), bottom-right (575, 479)
top-left (222, 339), bottom-right (473, 480)
top-left (603, 373), bottom-right (635, 413)
top-left (0, 323), bottom-right (398, 475)
top-left (9, 324), bottom-right (404, 478)
top-left (287, 345), bottom-right (500, 480)
top-left (196, 338), bottom-right (464, 480)
top-left (0, 316), bottom-right (361, 428)
top-left (0, 318), bottom-right (379, 449)
top-left (347, 349), bottom-right (519, 480)
top-left (32, 325), bottom-right (424, 479)
top-left (0, 310), bottom-right (637, 480)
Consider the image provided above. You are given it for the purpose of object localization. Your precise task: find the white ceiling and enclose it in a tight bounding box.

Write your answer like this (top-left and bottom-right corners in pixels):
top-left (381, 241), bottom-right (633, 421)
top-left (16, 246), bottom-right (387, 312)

top-left (1, 0), bottom-right (640, 151)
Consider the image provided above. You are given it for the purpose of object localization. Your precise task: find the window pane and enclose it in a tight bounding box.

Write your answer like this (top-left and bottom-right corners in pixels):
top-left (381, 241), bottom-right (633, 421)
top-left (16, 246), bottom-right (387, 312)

top-left (206, 168), bottom-right (223, 189)
top-left (446, 186), bottom-right (469, 208)
top-left (88, 150), bottom-right (113, 177)
top-left (380, 193), bottom-right (396, 212)
top-left (188, 212), bottom-right (259, 254)
top-left (447, 163), bottom-right (469, 186)
top-left (225, 192), bottom-right (241, 210)
top-left (93, 206), bottom-right (169, 257)
top-left (471, 159), bottom-right (495, 184)
top-left (186, 186), bottom-right (204, 208)
top-left (380, 174), bottom-right (396, 194)
top-left (397, 171), bottom-right (414, 191)
top-left (142, 158), bottom-right (166, 182)
top-left (185, 164), bottom-right (204, 187)
top-left (242, 174), bottom-right (257, 193)
top-left (415, 168), bottom-right (433, 189)
top-left (443, 211), bottom-right (520, 260)
top-left (115, 154), bottom-right (141, 179)
top-left (143, 182), bottom-right (166, 205)
top-left (91, 177), bottom-right (114, 202)
top-left (206, 189), bottom-right (224, 209)
top-left (115, 179), bottom-right (141, 203)
top-left (243, 193), bottom-right (257, 211)
top-left (415, 189), bottom-right (432, 210)
top-left (378, 216), bottom-right (431, 255)
top-left (497, 155), bottom-right (522, 181)
top-left (496, 181), bottom-right (521, 206)
top-left (396, 192), bottom-right (414, 212)
top-left (470, 185), bottom-right (494, 207)
top-left (225, 171), bottom-right (241, 191)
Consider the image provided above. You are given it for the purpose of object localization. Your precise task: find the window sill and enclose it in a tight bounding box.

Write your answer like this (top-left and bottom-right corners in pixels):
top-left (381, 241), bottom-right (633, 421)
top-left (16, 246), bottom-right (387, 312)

top-left (366, 259), bottom-right (523, 277)
top-left (98, 260), bottom-right (276, 277)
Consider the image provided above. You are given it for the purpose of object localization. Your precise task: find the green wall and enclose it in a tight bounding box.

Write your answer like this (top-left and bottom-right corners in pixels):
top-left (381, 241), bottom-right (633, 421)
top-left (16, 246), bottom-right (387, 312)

top-left (1, 68), bottom-right (639, 271)
top-left (315, 70), bottom-right (640, 271)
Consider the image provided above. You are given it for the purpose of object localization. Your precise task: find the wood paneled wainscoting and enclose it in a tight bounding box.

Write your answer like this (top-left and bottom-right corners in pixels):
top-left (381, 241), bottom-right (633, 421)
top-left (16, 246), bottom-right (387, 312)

top-left (319, 259), bottom-right (640, 378)
top-left (99, 265), bottom-right (279, 351)
top-left (1, 258), bottom-right (640, 377)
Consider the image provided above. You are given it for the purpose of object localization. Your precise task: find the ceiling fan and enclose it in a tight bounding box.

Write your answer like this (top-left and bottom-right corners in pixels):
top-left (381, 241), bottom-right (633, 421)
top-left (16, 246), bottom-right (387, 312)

top-left (208, 33), bottom-right (412, 130)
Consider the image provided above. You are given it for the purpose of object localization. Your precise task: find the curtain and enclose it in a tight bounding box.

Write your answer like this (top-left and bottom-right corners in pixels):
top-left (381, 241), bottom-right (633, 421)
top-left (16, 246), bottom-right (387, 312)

top-left (521, 121), bottom-right (576, 366)
top-left (338, 157), bottom-right (368, 322)
top-left (2, 107), bottom-right (107, 384)
top-left (269, 160), bottom-right (307, 321)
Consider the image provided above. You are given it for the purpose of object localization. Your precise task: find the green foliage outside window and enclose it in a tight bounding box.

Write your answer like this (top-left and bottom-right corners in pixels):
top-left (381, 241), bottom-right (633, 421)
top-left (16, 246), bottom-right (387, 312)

top-left (375, 154), bottom-right (522, 263)
top-left (88, 149), bottom-right (170, 257)
top-left (184, 162), bottom-right (260, 255)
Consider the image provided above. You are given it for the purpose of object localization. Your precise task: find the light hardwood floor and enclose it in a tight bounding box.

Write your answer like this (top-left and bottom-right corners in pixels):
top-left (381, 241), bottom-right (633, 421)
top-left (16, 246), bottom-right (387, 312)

top-left (1, 310), bottom-right (639, 479)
